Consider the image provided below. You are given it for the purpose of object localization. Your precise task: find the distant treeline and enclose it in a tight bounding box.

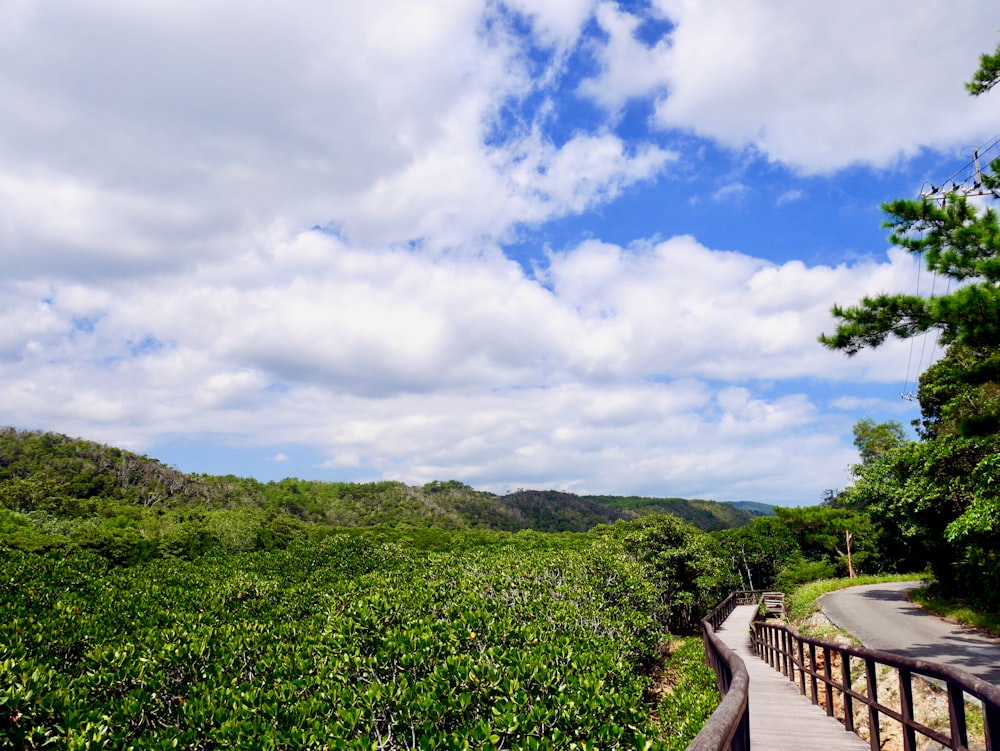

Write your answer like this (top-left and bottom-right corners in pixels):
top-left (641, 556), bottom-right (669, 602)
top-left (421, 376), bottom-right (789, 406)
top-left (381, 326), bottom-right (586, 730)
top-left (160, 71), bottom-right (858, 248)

top-left (0, 428), bottom-right (770, 563)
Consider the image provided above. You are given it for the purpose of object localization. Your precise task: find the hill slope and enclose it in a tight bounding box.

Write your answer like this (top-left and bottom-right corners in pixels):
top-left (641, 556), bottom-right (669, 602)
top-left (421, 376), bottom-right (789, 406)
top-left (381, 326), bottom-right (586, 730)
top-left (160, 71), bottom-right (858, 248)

top-left (0, 428), bottom-right (763, 547)
top-left (583, 494), bottom-right (767, 532)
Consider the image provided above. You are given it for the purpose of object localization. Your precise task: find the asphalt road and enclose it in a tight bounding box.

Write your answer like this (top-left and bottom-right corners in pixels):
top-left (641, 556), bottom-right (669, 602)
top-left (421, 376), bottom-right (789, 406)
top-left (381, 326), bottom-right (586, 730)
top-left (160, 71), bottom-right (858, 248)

top-left (819, 581), bottom-right (1000, 686)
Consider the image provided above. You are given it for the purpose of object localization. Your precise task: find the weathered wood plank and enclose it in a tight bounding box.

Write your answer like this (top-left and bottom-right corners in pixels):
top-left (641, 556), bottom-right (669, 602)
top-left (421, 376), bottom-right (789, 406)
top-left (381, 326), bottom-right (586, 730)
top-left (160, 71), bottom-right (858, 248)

top-left (715, 605), bottom-right (869, 751)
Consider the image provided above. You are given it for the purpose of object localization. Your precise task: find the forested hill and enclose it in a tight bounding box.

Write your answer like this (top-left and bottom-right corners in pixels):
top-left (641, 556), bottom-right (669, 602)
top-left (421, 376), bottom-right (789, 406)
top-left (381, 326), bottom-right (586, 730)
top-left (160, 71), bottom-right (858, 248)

top-left (0, 428), bottom-right (768, 550)
top-left (584, 495), bottom-right (773, 531)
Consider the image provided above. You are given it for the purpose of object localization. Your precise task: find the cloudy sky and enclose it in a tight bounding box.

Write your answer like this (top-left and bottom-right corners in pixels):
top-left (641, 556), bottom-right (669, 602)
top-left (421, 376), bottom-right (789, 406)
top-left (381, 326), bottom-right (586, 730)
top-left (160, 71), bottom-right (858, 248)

top-left (4, 0), bottom-right (1000, 505)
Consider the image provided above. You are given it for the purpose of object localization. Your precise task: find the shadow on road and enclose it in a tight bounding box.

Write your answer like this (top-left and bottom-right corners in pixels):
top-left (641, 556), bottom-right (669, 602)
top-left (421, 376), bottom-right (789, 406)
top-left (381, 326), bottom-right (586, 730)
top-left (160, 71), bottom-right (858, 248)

top-left (858, 588), bottom-right (910, 602)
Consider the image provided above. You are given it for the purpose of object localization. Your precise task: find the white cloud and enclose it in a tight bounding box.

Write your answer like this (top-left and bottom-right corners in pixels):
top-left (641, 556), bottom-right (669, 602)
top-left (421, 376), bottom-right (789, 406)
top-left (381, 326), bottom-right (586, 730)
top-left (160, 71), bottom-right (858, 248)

top-left (597, 0), bottom-right (1000, 173)
top-left (776, 189), bottom-right (805, 206)
top-left (0, 226), bottom-right (923, 502)
top-left (576, 2), bottom-right (672, 112)
top-left (348, 123), bottom-right (674, 248)
top-left (2, 0), bottom-right (963, 504)
top-left (830, 395), bottom-right (924, 416)
top-left (712, 182), bottom-right (749, 203)
top-left (502, 0), bottom-right (596, 48)
top-left (543, 237), bottom-right (918, 382)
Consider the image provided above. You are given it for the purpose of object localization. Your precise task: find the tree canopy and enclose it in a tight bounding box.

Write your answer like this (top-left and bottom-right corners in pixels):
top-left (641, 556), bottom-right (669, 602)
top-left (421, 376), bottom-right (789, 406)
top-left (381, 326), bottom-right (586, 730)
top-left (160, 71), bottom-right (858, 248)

top-left (852, 417), bottom-right (907, 465)
top-left (818, 195), bottom-right (1000, 356)
top-left (818, 45), bottom-right (1000, 610)
top-left (967, 41), bottom-right (1000, 96)
top-left (820, 47), bottom-right (1000, 359)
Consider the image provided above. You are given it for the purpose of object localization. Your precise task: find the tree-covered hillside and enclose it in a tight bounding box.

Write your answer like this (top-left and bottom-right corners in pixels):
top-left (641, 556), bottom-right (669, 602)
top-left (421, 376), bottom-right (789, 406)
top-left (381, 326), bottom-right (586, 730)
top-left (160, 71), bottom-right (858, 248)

top-left (0, 428), bottom-right (743, 749)
top-left (586, 495), bottom-right (772, 532)
top-left (0, 428), bottom-right (763, 564)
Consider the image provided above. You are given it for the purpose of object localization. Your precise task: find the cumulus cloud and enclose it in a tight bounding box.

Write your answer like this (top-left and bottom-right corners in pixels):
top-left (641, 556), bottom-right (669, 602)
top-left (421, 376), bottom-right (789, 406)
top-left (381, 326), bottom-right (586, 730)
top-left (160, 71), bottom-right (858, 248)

top-left (0, 0), bottom-right (673, 274)
top-left (576, 0), bottom-right (1000, 173)
top-left (0, 226), bottom-right (920, 501)
top-left (575, 2), bottom-right (672, 112)
top-left (3, 0), bottom-right (972, 503)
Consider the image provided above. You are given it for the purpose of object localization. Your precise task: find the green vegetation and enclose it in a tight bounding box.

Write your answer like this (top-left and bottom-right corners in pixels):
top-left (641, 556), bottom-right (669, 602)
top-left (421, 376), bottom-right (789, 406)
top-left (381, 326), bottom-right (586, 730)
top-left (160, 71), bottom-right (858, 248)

top-left (0, 429), bottom-right (765, 565)
top-left (0, 529), bottom-right (731, 750)
top-left (814, 47), bottom-right (1000, 614)
top-left (909, 586), bottom-right (1000, 637)
top-left (654, 639), bottom-right (719, 751)
top-left (587, 496), bottom-right (772, 532)
top-left (0, 430), bottom-right (741, 750)
top-left (1, 536), bottom-right (679, 749)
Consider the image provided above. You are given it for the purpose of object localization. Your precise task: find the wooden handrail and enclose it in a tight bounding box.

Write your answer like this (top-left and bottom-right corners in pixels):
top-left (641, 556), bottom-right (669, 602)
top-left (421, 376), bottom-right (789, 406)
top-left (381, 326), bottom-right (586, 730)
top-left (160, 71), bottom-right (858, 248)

top-left (690, 591), bottom-right (1000, 751)
top-left (752, 617), bottom-right (1000, 751)
top-left (686, 590), bottom-right (766, 751)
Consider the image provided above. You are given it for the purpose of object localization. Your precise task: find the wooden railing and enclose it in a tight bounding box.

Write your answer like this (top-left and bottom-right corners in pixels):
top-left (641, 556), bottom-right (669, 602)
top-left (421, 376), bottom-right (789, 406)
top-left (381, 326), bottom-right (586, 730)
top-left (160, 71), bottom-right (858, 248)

top-left (752, 617), bottom-right (1000, 751)
top-left (685, 590), bottom-right (764, 751)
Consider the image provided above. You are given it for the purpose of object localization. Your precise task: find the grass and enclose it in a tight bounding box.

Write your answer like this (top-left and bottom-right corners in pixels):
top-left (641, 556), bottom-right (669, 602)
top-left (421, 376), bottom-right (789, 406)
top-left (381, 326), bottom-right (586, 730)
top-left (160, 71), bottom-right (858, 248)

top-left (909, 586), bottom-right (1000, 637)
top-left (785, 573), bottom-right (928, 622)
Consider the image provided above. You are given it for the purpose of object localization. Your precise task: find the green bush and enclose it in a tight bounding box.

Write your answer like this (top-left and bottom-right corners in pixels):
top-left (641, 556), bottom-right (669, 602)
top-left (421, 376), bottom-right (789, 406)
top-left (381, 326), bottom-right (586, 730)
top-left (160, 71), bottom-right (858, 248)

top-left (0, 537), bottom-right (690, 750)
top-left (775, 557), bottom-right (837, 590)
top-left (657, 638), bottom-right (719, 751)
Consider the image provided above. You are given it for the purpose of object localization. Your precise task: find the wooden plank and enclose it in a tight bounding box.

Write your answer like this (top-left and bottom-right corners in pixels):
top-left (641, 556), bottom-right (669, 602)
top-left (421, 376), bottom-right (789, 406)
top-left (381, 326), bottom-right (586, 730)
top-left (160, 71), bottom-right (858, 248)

top-left (715, 606), bottom-right (870, 751)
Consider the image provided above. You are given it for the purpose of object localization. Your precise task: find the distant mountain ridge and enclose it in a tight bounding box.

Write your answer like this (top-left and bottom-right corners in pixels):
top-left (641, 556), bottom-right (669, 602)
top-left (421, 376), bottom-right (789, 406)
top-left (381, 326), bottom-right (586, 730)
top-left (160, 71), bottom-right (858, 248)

top-left (0, 428), bottom-right (768, 536)
top-left (726, 500), bottom-right (776, 517)
top-left (582, 494), bottom-right (772, 532)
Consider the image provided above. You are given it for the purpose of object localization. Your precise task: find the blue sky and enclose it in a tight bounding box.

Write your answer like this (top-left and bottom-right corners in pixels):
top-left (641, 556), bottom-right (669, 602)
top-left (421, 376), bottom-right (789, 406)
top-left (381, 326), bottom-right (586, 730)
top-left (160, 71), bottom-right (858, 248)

top-left (3, 0), bottom-right (1000, 505)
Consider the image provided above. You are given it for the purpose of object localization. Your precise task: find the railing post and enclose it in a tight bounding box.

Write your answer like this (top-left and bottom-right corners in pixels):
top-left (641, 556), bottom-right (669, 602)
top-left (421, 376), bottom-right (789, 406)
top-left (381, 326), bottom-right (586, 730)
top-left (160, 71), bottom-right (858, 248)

top-left (735, 703), bottom-right (751, 751)
top-left (841, 652), bottom-right (854, 732)
top-left (798, 638), bottom-right (806, 695)
top-left (898, 668), bottom-right (916, 751)
top-left (783, 630), bottom-right (792, 680)
top-left (823, 646), bottom-right (834, 717)
top-left (985, 701), bottom-right (1000, 751)
top-left (864, 658), bottom-right (880, 751)
top-left (809, 643), bottom-right (818, 705)
top-left (948, 683), bottom-right (968, 751)
top-left (786, 631), bottom-right (795, 683)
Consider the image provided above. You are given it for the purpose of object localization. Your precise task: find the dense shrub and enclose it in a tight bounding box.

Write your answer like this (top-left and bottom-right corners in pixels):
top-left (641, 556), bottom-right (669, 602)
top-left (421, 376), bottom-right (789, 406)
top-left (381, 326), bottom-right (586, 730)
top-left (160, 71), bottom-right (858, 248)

top-left (0, 533), bottom-right (718, 750)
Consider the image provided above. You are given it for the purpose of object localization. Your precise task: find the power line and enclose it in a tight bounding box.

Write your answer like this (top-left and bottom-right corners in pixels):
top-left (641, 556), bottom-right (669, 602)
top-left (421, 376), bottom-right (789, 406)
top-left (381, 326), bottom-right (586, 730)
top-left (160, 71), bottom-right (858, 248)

top-left (920, 132), bottom-right (1000, 201)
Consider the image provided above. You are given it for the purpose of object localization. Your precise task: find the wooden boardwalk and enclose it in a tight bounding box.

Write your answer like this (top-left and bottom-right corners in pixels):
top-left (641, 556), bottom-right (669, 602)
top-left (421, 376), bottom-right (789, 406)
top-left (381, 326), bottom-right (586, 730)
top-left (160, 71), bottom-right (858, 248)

top-left (715, 605), bottom-right (870, 751)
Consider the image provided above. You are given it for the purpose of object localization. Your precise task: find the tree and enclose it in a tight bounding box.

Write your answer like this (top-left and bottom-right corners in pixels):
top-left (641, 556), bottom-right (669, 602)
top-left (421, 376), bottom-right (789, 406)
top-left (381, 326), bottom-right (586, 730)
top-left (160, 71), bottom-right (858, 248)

top-left (819, 47), bottom-right (1000, 363)
top-left (914, 342), bottom-right (1000, 438)
top-left (967, 41), bottom-right (1000, 96)
top-left (620, 514), bottom-right (737, 633)
top-left (818, 45), bottom-right (1000, 608)
top-left (818, 195), bottom-right (1000, 357)
top-left (852, 418), bottom-right (908, 465)
top-left (713, 515), bottom-right (797, 590)
top-left (774, 506), bottom-right (874, 575)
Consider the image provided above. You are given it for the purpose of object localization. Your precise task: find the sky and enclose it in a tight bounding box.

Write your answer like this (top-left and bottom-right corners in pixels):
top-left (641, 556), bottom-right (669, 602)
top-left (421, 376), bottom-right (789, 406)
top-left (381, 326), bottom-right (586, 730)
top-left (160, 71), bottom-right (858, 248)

top-left (4, 0), bottom-right (1000, 506)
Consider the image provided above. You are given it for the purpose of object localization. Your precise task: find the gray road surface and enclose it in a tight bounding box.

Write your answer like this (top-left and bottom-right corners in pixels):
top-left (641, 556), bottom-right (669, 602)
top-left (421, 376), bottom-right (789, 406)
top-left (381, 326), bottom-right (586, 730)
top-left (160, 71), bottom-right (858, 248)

top-left (820, 581), bottom-right (1000, 686)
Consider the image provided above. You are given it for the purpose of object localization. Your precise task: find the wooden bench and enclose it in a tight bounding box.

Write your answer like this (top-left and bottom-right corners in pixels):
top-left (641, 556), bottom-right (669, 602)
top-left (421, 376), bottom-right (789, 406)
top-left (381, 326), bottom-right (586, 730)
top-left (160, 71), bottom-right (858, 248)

top-left (761, 591), bottom-right (785, 619)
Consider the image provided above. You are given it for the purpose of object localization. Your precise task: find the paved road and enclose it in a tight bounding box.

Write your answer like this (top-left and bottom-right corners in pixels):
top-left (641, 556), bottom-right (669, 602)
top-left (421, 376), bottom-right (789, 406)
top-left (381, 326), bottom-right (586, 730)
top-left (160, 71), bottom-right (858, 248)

top-left (820, 581), bottom-right (1000, 686)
